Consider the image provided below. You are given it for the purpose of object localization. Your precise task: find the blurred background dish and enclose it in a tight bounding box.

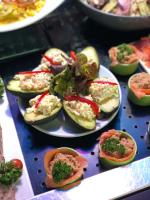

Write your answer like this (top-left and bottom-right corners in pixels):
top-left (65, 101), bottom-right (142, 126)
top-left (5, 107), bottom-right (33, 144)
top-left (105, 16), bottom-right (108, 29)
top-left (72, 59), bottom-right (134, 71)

top-left (0, 0), bottom-right (65, 32)
top-left (78, 0), bottom-right (150, 31)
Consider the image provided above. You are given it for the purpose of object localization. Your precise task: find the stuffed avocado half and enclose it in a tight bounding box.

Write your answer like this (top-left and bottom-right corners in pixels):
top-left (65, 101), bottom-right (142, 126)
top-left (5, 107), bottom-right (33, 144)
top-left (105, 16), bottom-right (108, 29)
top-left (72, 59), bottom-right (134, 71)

top-left (109, 43), bottom-right (139, 76)
top-left (98, 129), bottom-right (137, 168)
top-left (41, 48), bottom-right (69, 74)
top-left (63, 96), bottom-right (99, 130)
top-left (88, 77), bottom-right (120, 114)
top-left (128, 72), bottom-right (150, 106)
top-left (24, 92), bottom-right (62, 125)
top-left (6, 70), bottom-right (53, 98)
top-left (44, 147), bottom-right (88, 189)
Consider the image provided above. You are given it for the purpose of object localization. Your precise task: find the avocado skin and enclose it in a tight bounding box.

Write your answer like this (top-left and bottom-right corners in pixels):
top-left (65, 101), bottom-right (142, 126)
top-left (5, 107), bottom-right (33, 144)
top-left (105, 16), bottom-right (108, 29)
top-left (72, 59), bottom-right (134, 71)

top-left (6, 79), bottom-right (51, 99)
top-left (24, 104), bottom-right (62, 125)
top-left (81, 46), bottom-right (100, 70)
top-left (110, 62), bottom-right (138, 76)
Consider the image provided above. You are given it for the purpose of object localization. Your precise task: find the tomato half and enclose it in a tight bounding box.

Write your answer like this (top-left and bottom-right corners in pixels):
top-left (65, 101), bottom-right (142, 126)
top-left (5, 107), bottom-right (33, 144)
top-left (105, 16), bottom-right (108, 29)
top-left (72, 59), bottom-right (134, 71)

top-left (11, 159), bottom-right (23, 169)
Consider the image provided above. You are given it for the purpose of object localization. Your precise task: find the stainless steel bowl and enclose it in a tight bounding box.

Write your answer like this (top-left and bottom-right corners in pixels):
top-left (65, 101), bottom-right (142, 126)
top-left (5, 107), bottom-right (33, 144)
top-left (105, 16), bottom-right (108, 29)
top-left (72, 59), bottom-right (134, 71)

top-left (78, 0), bottom-right (150, 31)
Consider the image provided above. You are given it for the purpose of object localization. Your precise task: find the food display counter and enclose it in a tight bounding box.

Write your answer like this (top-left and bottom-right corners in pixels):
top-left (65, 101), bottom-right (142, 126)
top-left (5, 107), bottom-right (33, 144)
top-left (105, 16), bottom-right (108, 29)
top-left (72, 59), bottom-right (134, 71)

top-left (0, 0), bottom-right (150, 199)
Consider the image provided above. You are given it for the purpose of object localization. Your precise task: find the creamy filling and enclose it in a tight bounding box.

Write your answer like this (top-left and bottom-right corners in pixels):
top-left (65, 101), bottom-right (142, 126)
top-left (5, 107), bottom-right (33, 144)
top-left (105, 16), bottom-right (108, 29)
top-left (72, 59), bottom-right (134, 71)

top-left (130, 72), bottom-right (150, 89)
top-left (89, 78), bottom-right (119, 104)
top-left (41, 52), bottom-right (68, 69)
top-left (14, 72), bottom-right (52, 91)
top-left (49, 153), bottom-right (80, 175)
top-left (26, 94), bottom-right (61, 116)
top-left (64, 99), bottom-right (95, 121)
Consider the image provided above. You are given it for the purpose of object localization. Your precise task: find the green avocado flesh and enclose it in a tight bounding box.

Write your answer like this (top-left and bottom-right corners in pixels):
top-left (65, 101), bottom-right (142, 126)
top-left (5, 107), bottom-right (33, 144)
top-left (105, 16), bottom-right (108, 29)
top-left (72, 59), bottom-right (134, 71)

top-left (100, 98), bottom-right (120, 113)
top-left (110, 62), bottom-right (138, 76)
top-left (24, 104), bottom-right (62, 125)
top-left (6, 79), bottom-right (50, 98)
top-left (63, 102), bottom-right (96, 130)
top-left (99, 131), bottom-right (137, 168)
top-left (81, 46), bottom-right (100, 70)
top-left (128, 75), bottom-right (150, 106)
top-left (89, 79), bottom-right (120, 114)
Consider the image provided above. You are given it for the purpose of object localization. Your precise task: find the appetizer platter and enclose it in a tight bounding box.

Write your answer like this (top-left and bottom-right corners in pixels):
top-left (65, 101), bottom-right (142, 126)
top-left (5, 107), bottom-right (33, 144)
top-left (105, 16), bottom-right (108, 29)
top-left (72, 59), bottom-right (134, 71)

top-left (6, 47), bottom-right (122, 137)
top-left (1, 1), bottom-right (150, 199)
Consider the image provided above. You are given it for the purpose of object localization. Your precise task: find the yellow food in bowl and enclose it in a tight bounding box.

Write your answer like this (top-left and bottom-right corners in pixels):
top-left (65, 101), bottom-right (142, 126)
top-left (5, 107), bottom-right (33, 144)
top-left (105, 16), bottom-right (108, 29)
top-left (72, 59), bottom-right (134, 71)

top-left (0, 0), bottom-right (46, 24)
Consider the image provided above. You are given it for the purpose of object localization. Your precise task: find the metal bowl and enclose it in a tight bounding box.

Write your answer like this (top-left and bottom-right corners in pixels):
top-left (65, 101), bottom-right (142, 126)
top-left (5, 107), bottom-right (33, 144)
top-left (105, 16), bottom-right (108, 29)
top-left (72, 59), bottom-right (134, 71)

top-left (78, 0), bottom-right (150, 31)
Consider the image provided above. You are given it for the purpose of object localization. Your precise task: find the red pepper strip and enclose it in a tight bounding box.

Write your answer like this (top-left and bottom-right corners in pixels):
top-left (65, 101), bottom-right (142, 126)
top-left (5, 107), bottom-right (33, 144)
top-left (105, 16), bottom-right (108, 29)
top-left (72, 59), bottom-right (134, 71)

top-left (35, 91), bottom-right (49, 109)
top-left (88, 80), bottom-right (118, 86)
top-left (64, 95), bottom-right (99, 117)
top-left (70, 51), bottom-right (77, 61)
top-left (43, 55), bottom-right (61, 66)
top-left (18, 70), bottom-right (53, 75)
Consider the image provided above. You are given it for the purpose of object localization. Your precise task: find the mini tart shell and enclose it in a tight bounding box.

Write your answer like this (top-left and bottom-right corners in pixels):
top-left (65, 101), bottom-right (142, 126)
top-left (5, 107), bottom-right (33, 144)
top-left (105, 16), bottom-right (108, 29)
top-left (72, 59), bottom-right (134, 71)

top-left (44, 147), bottom-right (88, 189)
top-left (99, 131), bottom-right (137, 168)
top-left (110, 62), bottom-right (138, 76)
top-left (128, 73), bottom-right (150, 106)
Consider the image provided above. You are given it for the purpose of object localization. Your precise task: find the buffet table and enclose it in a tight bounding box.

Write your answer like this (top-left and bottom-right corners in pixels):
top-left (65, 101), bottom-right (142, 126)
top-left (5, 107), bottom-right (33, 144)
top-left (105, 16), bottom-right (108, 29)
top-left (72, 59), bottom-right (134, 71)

top-left (0, 0), bottom-right (150, 199)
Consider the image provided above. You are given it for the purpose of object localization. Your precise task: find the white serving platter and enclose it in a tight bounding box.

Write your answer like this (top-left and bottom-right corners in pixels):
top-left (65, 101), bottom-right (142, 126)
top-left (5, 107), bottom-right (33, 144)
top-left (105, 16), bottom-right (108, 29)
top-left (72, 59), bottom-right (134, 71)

top-left (18, 65), bottom-right (122, 138)
top-left (0, 0), bottom-right (65, 32)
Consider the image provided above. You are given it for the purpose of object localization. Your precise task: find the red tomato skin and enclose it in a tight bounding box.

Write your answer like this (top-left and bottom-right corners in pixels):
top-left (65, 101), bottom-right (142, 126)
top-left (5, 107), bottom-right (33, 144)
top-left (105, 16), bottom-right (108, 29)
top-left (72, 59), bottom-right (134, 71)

top-left (11, 159), bottom-right (23, 169)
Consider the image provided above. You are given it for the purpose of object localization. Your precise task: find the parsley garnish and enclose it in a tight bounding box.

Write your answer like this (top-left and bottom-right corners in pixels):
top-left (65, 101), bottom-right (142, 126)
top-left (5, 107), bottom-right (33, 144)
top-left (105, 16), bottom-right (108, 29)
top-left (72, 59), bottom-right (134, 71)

top-left (0, 161), bottom-right (22, 186)
top-left (117, 43), bottom-right (133, 62)
top-left (52, 161), bottom-right (73, 183)
top-left (102, 138), bottom-right (125, 156)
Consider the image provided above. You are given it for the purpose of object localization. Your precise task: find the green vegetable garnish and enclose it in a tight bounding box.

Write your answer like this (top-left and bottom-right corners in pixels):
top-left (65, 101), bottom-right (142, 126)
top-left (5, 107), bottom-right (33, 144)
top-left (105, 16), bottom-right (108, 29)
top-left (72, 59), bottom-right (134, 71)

top-left (0, 161), bottom-right (22, 186)
top-left (117, 44), bottom-right (133, 62)
top-left (53, 68), bottom-right (75, 97)
top-left (52, 161), bottom-right (73, 183)
top-left (0, 77), bottom-right (4, 98)
top-left (102, 138), bottom-right (125, 156)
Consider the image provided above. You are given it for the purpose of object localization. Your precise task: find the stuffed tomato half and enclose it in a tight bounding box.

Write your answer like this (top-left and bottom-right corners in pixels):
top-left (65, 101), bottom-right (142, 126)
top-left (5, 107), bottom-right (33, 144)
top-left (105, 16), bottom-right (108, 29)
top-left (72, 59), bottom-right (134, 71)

top-left (109, 43), bottom-right (138, 76)
top-left (98, 129), bottom-right (137, 168)
top-left (44, 147), bottom-right (88, 190)
top-left (128, 72), bottom-right (150, 106)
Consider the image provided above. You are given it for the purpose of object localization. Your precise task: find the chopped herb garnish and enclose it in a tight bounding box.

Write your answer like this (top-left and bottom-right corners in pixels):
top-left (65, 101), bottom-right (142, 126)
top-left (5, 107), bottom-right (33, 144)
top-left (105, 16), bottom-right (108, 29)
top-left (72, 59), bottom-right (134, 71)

top-left (0, 161), bottom-right (22, 186)
top-left (102, 138), bottom-right (125, 156)
top-left (52, 161), bottom-right (73, 183)
top-left (117, 44), bottom-right (133, 62)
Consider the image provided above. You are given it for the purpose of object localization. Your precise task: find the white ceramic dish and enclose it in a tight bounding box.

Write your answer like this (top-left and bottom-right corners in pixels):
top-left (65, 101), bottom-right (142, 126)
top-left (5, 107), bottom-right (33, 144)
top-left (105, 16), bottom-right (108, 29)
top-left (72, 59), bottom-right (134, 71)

top-left (140, 60), bottom-right (150, 74)
top-left (0, 0), bottom-right (65, 32)
top-left (18, 65), bottom-right (122, 138)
